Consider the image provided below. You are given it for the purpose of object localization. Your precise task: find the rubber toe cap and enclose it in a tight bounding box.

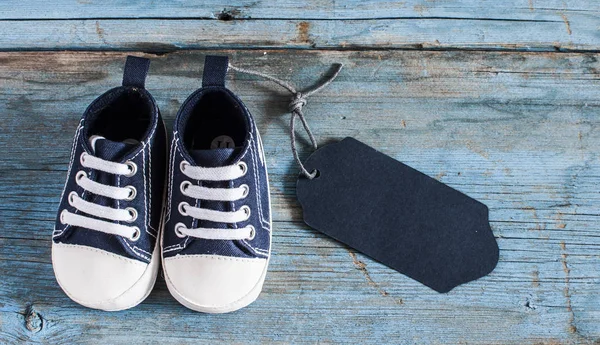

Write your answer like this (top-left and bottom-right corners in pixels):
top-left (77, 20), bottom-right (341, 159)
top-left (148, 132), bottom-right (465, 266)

top-left (164, 254), bottom-right (267, 313)
top-left (52, 242), bottom-right (148, 310)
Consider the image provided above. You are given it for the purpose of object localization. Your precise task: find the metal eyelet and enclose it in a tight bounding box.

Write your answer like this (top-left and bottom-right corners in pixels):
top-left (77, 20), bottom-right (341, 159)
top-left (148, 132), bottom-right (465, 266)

top-left (125, 207), bottom-right (138, 223)
top-left (79, 152), bottom-right (88, 166)
top-left (68, 191), bottom-right (78, 205)
top-left (238, 161), bottom-right (248, 176)
top-left (180, 161), bottom-right (190, 173)
top-left (180, 181), bottom-right (192, 195)
top-left (75, 170), bottom-right (87, 182)
top-left (178, 202), bottom-right (189, 216)
top-left (125, 186), bottom-right (137, 201)
top-left (247, 225), bottom-right (256, 240)
top-left (130, 227), bottom-right (141, 241)
top-left (59, 209), bottom-right (68, 224)
top-left (241, 205), bottom-right (251, 220)
top-left (174, 223), bottom-right (187, 238)
top-left (240, 184), bottom-right (249, 198)
top-left (124, 161), bottom-right (137, 177)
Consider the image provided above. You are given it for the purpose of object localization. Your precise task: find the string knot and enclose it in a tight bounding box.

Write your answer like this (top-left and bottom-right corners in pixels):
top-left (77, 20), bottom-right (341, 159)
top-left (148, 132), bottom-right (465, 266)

top-left (289, 93), bottom-right (308, 113)
top-left (228, 62), bottom-right (343, 179)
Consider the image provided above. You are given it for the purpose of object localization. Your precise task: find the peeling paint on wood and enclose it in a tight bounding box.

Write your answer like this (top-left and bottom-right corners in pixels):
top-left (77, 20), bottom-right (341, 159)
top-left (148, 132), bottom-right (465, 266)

top-left (1, 14), bottom-right (600, 52)
top-left (1, 0), bottom-right (597, 22)
top-left (1, 1), bottom-right (599, 52)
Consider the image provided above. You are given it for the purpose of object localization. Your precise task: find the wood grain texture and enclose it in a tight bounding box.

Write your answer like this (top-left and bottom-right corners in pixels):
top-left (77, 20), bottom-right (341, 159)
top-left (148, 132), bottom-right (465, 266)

top-left (1, 0), bottom-right (596, 21)
top-left (0, 17), bottom-right (596, 52)
top-left (0, 50), bottom-right (599, 344)
top-left (0, 0), bottom-right (599, 51)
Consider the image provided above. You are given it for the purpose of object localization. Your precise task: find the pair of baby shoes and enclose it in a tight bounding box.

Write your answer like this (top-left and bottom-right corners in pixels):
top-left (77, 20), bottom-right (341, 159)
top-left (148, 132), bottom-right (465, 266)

top-left (52, 55), bottom-right (272, 313)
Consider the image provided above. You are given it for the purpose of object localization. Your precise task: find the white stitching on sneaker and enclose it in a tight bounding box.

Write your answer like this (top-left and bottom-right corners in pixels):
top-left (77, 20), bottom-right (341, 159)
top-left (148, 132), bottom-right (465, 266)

top-left (174, 154), bottom-right (192, 242)
top-left (135, 246), bottom-right (151, 256)
top-left (148, 137), bottom-right (156, 235)
top-left (143, 147), bottom-right (149, 237)
top-left (123, 239), bottom-right (149, 260)
top-left (55, 121), bottom-right (84, 237)
top-left (122, 145), bottom-right (155, 262)
top-left (163, 244), bottom-right (184, 253)
top-left (163, 137), bottom-right (188, 251)
top-left (165, 135), bottom-right (178, 223)
top-left (248, 133), bottom-right (270, 229)
top-left (59, 120), bottom-right (84, 203)
top-left (242, 239), bottom-right (269, 257)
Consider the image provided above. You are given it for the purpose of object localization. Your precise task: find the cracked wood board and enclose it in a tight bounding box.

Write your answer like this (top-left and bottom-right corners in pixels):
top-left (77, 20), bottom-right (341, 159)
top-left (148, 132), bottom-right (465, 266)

top-left (0, 50), bottom-right (599, 344)
top-left (1, 0), bottom-right (595, 22)
top-left (0, 18), bottom-right (594, 52)
top-left (0, 0), bottom-right (598, 51)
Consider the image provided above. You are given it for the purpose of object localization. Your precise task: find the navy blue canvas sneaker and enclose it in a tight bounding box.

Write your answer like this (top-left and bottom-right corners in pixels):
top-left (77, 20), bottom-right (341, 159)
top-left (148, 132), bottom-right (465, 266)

top-left (52, 56), bottom-right (166, 311)
top-left (162, 56), bottom-right (272, 313)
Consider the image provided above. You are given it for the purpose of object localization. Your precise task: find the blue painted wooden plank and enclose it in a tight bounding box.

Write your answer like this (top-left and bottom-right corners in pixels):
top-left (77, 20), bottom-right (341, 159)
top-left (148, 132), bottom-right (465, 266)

top-left (0, 15), bottom-right (597, 51)
top-left (0, 51), bottom-right (599, 344)
top-left (1, 0), bottom-right (596, 21)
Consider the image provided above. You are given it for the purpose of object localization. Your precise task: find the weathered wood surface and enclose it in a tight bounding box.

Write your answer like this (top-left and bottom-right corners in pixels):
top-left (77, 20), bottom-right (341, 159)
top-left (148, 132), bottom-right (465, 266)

top-left (1, 0), bottom-right (599, 51)
top-left (1, 0), bottom-right (594, 20)
top-left (0, 50), bottom-right (599, 344)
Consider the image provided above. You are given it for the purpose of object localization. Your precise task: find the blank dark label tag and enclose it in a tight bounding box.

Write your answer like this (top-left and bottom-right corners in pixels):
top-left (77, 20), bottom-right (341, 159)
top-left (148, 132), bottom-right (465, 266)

top-left (296, 137), bottom-right (499, 293)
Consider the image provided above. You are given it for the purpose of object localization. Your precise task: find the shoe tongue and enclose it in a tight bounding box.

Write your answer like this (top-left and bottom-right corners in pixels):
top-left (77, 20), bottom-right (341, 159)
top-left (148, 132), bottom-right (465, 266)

top-left (189, 147), bottom-right (241, 167)
top-left (89, 135), bottom-right (138, 161)
top-left (86, 135), bottom-right (139, 209)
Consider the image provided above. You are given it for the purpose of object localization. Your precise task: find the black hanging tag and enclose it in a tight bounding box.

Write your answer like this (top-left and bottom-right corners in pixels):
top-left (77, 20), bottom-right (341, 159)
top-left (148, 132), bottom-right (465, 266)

top-left (202, 55), bottom-right (229, 87)
top-left (122, 56), bottom-right (150, 88)
top-left (296, 137), bottom-right (499, 293)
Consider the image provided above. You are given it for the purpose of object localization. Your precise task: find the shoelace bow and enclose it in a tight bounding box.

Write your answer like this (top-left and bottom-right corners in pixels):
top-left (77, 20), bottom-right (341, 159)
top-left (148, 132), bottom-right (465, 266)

top-left (228, 62), bottom-right (343, 179)
top-left (60, 152), bottom-right (141, 241)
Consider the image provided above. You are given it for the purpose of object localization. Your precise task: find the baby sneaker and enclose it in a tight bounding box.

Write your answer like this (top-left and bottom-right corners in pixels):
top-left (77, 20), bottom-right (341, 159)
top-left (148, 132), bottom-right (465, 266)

top-left (52, 56), bottom-right (167, 311)
top-left (162, 56), bottom-right (272, 313)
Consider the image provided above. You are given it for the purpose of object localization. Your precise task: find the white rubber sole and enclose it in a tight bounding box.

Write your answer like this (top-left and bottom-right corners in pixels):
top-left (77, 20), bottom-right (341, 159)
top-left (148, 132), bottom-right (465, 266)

top-left (52, 240), bottom-right (160, 311)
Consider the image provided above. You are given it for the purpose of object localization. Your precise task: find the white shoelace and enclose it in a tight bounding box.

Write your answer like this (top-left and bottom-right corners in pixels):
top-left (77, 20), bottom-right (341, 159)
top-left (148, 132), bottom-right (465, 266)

top-left (175, 160), bottom-right (255, 241)
top-left (60, 148), bottom-right (141, 241)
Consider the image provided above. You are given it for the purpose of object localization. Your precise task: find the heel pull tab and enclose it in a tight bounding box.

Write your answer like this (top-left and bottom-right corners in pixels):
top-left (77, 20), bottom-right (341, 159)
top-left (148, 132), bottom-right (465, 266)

top-left (122, 56), bottom-right (150, 88)
top-left (202, 55), bottom-right (229, 87)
